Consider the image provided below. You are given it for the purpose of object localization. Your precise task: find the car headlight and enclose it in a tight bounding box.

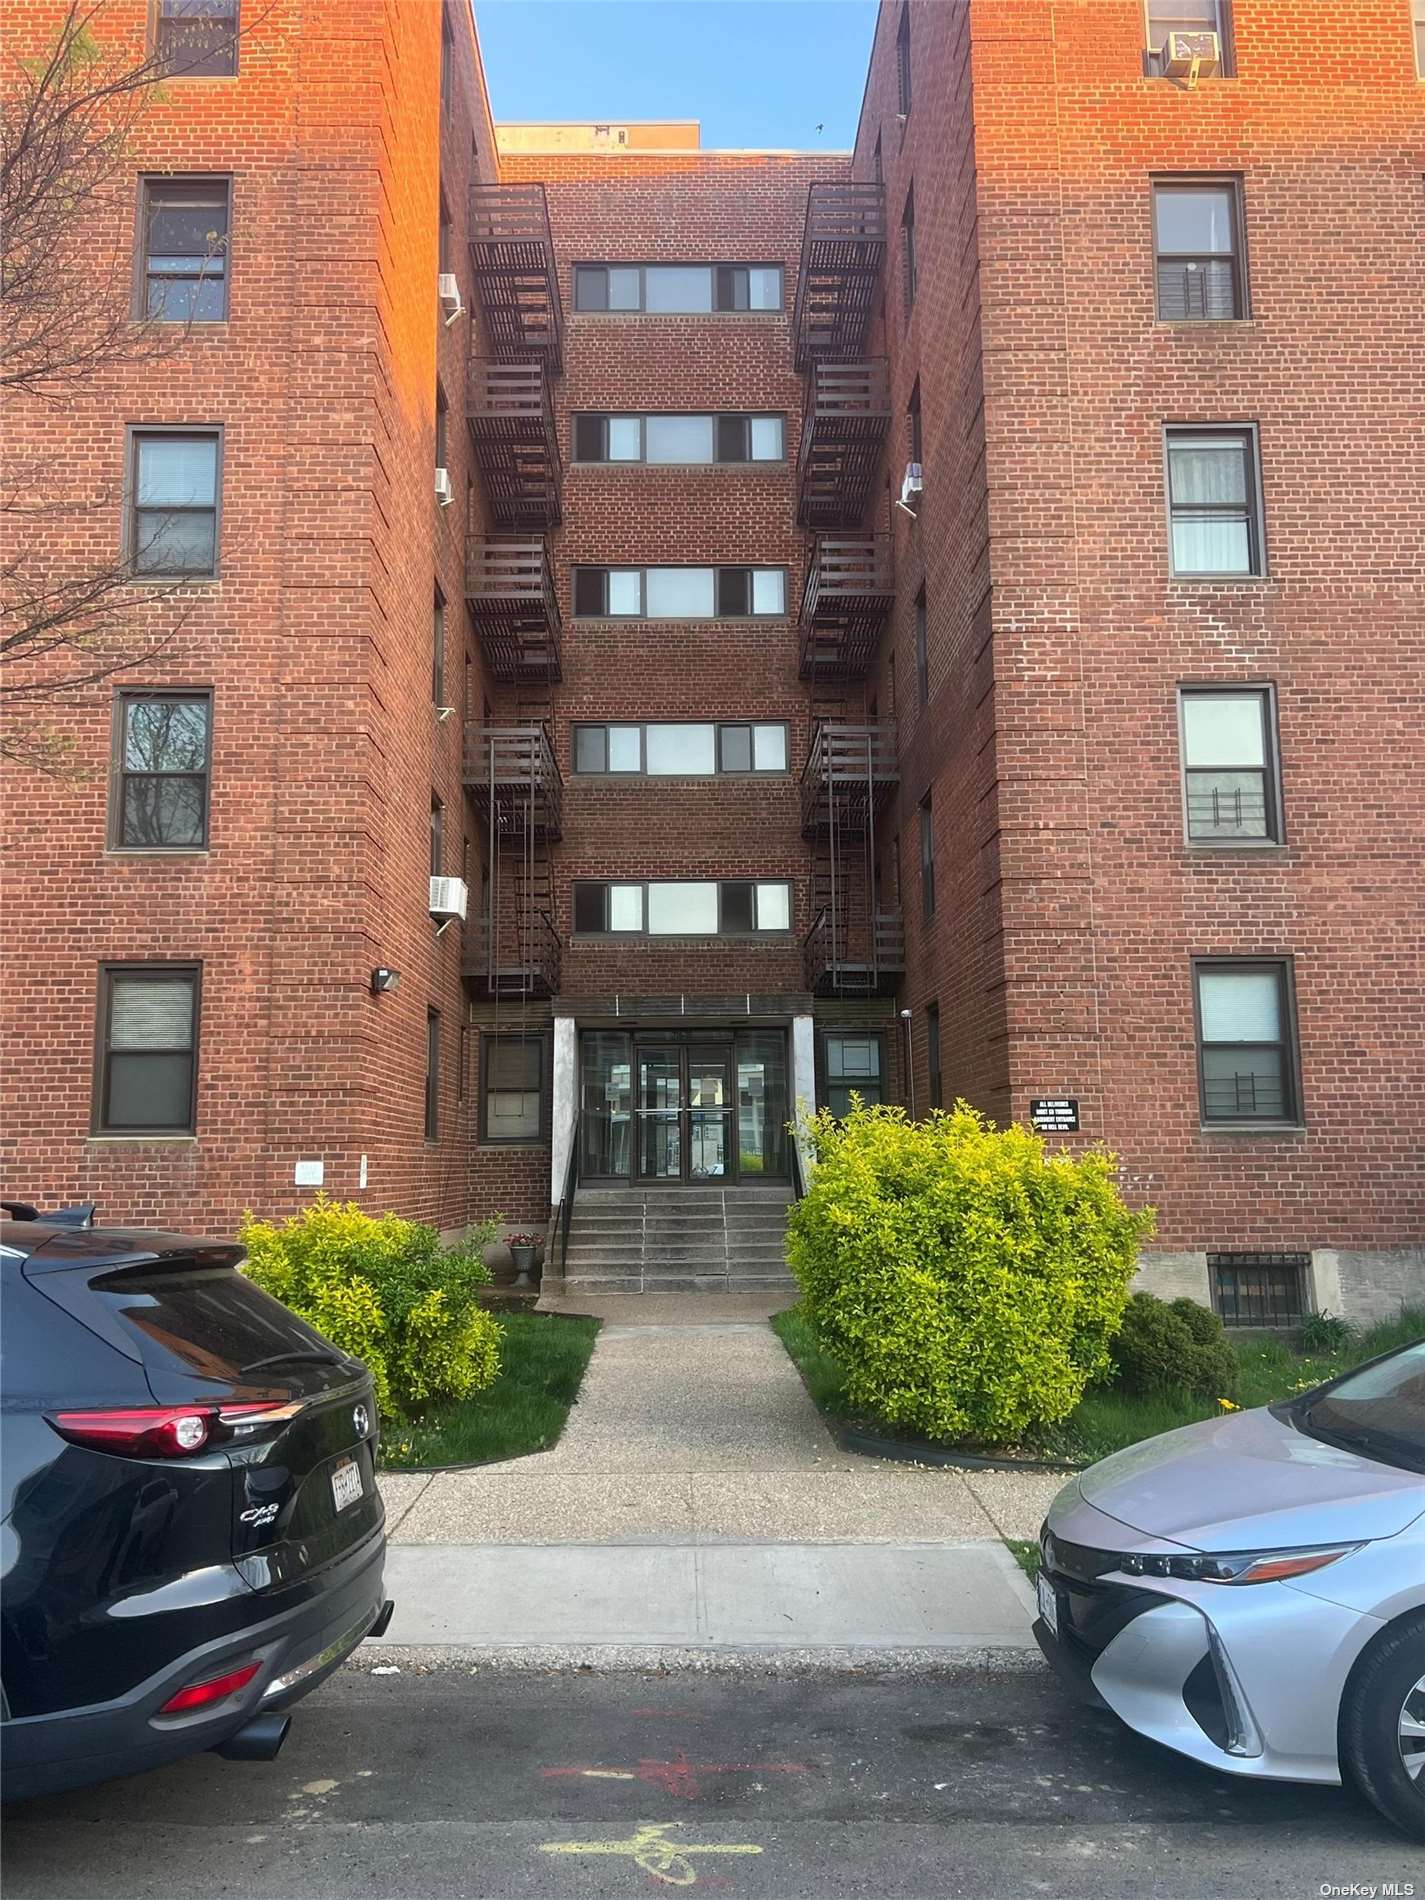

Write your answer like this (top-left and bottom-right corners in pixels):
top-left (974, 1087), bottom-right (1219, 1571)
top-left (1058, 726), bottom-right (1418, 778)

top-left (1117, 1544), bottom-right (1361, 1584)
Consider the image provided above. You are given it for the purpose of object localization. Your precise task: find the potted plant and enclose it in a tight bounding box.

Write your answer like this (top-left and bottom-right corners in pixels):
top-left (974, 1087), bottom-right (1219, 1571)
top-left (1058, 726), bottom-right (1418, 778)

top-left (506, 1232), bottom-right (543, 1289)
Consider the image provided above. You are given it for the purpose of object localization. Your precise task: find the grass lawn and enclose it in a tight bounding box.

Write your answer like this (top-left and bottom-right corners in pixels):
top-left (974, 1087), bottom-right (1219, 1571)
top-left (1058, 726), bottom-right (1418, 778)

top-left (380, 1311), bottom-right (599, 1470)
top-left (771, 1303), bottom-right (1424, 1465)
top-left (1005, 1539), bottom-right (1039, 1582)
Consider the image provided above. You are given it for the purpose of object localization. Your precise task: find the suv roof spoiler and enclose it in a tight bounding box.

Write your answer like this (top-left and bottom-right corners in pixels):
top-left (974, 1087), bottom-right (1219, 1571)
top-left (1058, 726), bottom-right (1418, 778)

top-left (1, 1201), bottom-right (96, 1227)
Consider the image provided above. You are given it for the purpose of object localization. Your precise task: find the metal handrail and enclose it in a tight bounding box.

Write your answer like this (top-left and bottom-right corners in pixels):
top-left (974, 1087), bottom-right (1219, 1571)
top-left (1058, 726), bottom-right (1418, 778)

top-left (553, 1111), bottom-right (580, 1276)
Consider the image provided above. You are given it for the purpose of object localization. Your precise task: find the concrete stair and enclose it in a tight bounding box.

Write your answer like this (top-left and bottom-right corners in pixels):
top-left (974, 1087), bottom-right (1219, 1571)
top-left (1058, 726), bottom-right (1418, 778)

top-left (559, 1185), bottom-right (795, 1294)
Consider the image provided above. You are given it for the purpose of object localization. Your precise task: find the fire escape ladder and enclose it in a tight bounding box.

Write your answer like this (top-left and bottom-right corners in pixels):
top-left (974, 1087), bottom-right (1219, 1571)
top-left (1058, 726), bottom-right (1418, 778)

top-left (463, 723), bottom-right (563, 1000)
top-left (792, 182), bottom-right (886, 374)
top-left (802, 722), bottom-right (903, 997)
top-left (467, 183), bottom-right (564, 373)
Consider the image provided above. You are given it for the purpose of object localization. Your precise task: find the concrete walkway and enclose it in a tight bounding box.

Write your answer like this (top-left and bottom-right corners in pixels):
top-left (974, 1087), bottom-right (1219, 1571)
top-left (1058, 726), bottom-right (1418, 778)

top-left (371, 1301), bottom-right (1063, 1662)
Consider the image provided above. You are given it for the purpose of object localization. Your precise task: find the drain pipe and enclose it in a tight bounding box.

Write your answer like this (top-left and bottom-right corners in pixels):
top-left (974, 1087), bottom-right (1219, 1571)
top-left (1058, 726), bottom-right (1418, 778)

top-left (901, 1008), bottom-right (915, 1119)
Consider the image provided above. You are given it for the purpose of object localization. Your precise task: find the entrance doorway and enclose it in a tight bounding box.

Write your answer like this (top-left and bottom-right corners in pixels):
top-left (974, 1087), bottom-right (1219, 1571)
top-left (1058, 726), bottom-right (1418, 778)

top-left (579, 1029), bottom-right (790, 1186)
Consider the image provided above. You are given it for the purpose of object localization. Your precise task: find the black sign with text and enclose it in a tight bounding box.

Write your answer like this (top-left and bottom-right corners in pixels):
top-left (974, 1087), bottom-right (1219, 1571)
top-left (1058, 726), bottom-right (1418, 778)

top-left (1030, 1098), bottom-right (1080, 1134)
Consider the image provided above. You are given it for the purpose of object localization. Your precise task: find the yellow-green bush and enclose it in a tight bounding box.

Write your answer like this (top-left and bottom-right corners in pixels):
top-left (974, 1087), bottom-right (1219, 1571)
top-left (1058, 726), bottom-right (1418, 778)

top-left (239, 1198), bottom-right (500, 1424)
top-left (786, 1101), bottom-right (1155, 1446)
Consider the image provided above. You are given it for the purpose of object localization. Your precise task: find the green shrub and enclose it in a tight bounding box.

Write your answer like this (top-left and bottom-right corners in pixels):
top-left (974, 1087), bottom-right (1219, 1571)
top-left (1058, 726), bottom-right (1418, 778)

top-left (1106, 1291), bottom-right (1239, 1401)
top-left (239, 1198), bottom-right (500, 1424)
top-left (1298, 1308), bottom-right (1353, 1355)
top-left (785, 1100), bottom-right (1155, 1446)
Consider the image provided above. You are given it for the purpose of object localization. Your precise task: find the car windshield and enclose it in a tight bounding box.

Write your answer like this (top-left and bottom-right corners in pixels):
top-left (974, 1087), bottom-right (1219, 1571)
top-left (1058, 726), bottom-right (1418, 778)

top-left (1290, 1340), bottom-right (1425, 1476)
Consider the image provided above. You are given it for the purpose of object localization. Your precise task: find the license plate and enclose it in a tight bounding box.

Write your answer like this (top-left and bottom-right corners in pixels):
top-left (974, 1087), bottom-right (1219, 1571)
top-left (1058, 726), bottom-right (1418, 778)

top-left (1036, 1572), bottom-right (1059, 1639)
top-left (331, 1456), bottom-right (364, 1513)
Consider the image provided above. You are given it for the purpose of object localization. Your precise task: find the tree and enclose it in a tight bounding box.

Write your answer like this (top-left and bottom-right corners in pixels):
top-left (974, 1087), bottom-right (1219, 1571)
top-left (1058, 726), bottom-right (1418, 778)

top-left (0, 2), bottom-right (239, 773)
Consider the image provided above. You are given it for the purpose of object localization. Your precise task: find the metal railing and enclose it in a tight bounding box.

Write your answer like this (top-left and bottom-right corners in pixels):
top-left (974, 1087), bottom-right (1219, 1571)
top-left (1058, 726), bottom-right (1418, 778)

top-left (792, 182), bottom-right (886, 371)
top-left (467, 183), bottom-right (564, 370)
top-left (462, 908), bottom-right (563, 997)
top-left (552, 1112), bottom-right (580, 1278)
top-left (800, 535), bottom-right (895, 621)
top-left (800, 721), bottom-right (899, 836)
top-left (802, 905), bottom-right (906, 994)
top-left (463, 722), bottom-right (564, 838)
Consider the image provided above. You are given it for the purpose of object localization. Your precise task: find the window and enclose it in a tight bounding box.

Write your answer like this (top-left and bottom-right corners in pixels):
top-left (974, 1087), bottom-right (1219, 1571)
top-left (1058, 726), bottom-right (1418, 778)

top-left (1145, 1), bottom-right (1232, 72)
top-left (94, 964), bottom-right (200, 1134)
top-left (1210, 1251), bottom-right (1309, 1327)
top-left (1194, 959), bottom-right (1301, 1126)
top-left (572, 264), bottom-right (781, 313)
top-left (873, 133), bottom-right (883, 183)
top-left (901, 188), bottom-right (917, 315)
top-left (908, 379), bottom-right (922, 464)
top-left (432, 590), bottom-right (445, 705)
top-left (823, 1034), bottom-right (884, 1117)
top-left (481, 1034), bottom-right (546, 1142)
top-left (438, 191), bottom-right (453, 275)
top-left (128, 430), bottom-right (221, 577)
top-left (926, 1003), bottom-right (942, 1110)
top-left (572, 566), bottom-right (787, 619)
top-left (914, 586), bottom-right (928, 705)
top-left (112, 691), bottom-right (211, 849)
top-left (139, 177), bottom-right (229, 320)
top-left (458, 1024), bottom-right (469, 1103)
top-left (896, 4), bottom-right (912, 114)
top-left (573, 722), bottom-right (788, 776)
top-left (572, 413), bottom-right (784, 465)
top-left (435, 382), bottom-right (448, 470)
top-left (425, 1009), bottom-right (440, 1141)
top-left (1416, 0), bottom-right (1425, 76)
top-left (1179, 687), bottom-right (1281, 844)
top-left (155, 0), bottom-right (239, 76)
top-left (1154, 179), bottom-right (1244, 320)
top-left (919, 794), bottom-right (935, 920)
top-left (571, 880), bottom-right (792, 937)
top-left (440, 7), bottom-right (453, 116)
top-left (1164, 427), bottom-right (1263, 577)
top-left (429, 794), bottom-right (444, 877)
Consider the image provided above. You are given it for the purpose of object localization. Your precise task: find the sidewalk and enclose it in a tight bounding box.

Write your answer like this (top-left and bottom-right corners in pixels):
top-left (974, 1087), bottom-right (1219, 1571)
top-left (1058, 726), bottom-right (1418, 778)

top-left (370, 1302), bottom-right (1064, 1663)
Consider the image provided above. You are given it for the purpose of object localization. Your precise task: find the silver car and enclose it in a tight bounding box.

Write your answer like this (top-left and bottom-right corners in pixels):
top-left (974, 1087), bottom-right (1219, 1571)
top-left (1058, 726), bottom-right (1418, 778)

top-left (1034, 1338), bottom-right (1425, 1838)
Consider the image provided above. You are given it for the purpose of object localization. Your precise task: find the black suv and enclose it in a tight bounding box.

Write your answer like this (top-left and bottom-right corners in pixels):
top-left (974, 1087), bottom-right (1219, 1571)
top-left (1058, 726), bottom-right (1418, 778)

top-left (1, 1209), bottom-right (392, 1799)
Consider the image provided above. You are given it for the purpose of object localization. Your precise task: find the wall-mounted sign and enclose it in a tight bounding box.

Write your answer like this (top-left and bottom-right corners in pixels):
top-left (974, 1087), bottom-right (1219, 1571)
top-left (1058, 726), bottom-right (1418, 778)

top-left (294, 1158), bottom-right (325, 1187)
top-left (1030, 1099), bottom-right (1079, 1134)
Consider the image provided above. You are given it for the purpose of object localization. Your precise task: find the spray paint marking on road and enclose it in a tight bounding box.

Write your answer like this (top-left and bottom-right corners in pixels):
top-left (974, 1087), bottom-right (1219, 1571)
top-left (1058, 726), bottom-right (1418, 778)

top-left (543, 1746), bottom-right (807, 1800)
top-left (539, 1821), bottom-right (763, 1888)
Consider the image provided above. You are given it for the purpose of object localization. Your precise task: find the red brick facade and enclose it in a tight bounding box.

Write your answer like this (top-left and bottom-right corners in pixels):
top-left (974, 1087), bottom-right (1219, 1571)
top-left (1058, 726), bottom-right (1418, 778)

top-left (3, 0), bottom-right (1420, 1319)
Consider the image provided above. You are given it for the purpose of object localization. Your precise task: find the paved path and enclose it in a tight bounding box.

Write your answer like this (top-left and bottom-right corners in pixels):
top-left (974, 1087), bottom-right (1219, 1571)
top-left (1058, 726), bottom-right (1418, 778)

top-left (8, 1670), bottom-right (1407, 1899)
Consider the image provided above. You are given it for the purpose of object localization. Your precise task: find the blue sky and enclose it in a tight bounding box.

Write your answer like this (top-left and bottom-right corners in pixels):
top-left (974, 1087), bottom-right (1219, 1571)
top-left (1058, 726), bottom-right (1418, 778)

top-left (473, 1), bottom-right (879, 151)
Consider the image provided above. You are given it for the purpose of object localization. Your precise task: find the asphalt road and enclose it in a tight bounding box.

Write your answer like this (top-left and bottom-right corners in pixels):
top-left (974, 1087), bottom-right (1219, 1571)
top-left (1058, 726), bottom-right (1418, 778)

top-left (4, 1665), bottom-right (1418, 1899)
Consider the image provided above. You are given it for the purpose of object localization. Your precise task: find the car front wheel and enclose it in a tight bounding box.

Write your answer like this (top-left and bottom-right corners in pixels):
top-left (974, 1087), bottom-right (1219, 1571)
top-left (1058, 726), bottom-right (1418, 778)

top-left (1341, 1612), bottom-right (1425, 1840)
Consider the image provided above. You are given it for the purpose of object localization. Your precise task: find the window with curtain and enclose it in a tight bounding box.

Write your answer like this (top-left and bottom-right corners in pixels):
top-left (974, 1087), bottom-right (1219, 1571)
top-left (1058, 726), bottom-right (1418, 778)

top-left (1154, 180), bottom-right (1244, 320)
top-left (1195, 960), bottom-right (1300, 1124)
top-left (1165, 428), bottom-right (1262, 576)
top-left (129, 431), bottom-right (220, 577)
top-left (140, 178), bottom-right (229, 320)
top-left (481, 1035), bottom-right (545, 1142)
top-left (95, 965), bottom-right (200, 1133)
top-left (1180, 688), bottom-right (1280, 842)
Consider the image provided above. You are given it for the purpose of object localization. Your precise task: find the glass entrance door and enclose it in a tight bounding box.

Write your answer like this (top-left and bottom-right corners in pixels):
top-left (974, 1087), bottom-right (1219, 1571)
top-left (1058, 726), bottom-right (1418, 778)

top-left (578, 1030), bottom-right (789, 1185)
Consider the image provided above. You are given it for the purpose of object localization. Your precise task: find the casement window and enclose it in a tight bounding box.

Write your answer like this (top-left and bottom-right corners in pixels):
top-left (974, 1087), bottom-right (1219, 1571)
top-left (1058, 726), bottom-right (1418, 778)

top-left (1164, 426), bottom-right (1263, 577)
top-left (155, 0), bottom-right (239, 76)
top-left (919, 794), bottom-right (935, 920)
top-left (111, 690), bottom-right (212, 850)
top-left (429, 795), bottom-right (444, 877)
top-left (926, 1002), bottom-right (942, 1110)
top-left (572, 413), bottom-right (784, 465)
top-left (896, 4), bottom-right (912, 114)
top-left (1179, 687), bottom-right (1281, 844)
top-left (1145, 1), bottom-right (1233, 73)
top-left (571, 879), bottom-right (792, 937)
top-left (1154, 179), bottom-right (1244, 320)
top-left (1194, 959), bottom-right (1301, 1127)
top-left (425, 1009), bottom-right (440, 1140)
top-left (480, 1033), bottom-right (547, 1142)
top-left (139, 177), bottom-right (229, 321)
top-left (572, 722), bottom-right (788, 776)
top-left (94, 964), bottom-right (200, 1134)
top-left (914, 586), bottom-right (928, 706)
top-left (572, 264), bottom-right (782, 314)
top-left (432, 590), bottom-right (445, 704)
top-left (1210, 1251), bottom-right (1309, 1327)
top-left (822, 1033), bottom-right (884, 1117)
top-left (1415, 0), bottom-right (1425, 76)
top-left (572, 566), bottom-right (787, 619)
top-left (907, 379), bottom-right (922, 464)
top-left (901, 188), bottom-right (917, 315)
top-left (128, 429), bottom-right (221, 577)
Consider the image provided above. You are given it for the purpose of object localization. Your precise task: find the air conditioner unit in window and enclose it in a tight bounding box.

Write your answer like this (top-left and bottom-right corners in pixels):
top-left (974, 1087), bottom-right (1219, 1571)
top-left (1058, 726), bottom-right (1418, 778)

top-left (896, 461), bottom-right (924, 516)
top-left (429, 875), bottom-right (468, 922)
top-left (434, 467), bottom-right (454, 507)
top-left (437, 272), bottom-right (464, 324)
top-left (1162, 30), bottom-right (1220, 84)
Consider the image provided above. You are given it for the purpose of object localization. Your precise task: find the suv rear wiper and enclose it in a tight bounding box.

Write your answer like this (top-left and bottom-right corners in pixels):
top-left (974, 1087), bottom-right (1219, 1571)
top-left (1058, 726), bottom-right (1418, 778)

top-left (239, 1350), bottom-right (343, 1375)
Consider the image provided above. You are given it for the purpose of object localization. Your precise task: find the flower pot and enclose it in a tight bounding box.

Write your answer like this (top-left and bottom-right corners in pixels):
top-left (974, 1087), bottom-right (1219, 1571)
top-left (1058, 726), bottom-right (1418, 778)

top-left (482, 1241), bottom-right (515, 1285)
top-left (510, 1244), bottom-right (539, 1289)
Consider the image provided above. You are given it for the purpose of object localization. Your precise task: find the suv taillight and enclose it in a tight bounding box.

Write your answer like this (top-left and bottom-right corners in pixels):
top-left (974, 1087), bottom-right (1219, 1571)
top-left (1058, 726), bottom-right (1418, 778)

top-left (48, 1400), bottom-right (305, 1459)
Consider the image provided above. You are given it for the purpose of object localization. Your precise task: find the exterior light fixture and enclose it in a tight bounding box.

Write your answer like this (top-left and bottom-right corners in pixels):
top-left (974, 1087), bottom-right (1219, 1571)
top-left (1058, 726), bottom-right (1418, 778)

top-left (370, 967), bottom-right (401, 996)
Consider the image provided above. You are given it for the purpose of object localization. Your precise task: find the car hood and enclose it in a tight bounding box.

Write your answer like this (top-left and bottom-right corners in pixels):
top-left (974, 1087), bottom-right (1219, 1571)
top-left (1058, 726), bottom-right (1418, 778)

top-left (1078, 1404), bottom-right (1425, 1549)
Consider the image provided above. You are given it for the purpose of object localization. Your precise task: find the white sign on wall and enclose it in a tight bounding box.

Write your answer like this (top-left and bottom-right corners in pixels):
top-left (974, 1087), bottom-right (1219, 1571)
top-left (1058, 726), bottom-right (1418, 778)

top-left (294, 1159), bottom-right (324, 1188)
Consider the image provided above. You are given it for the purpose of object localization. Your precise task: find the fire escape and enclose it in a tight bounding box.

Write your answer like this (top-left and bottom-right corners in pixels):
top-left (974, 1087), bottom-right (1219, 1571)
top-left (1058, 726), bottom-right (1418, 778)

top-left (464, 182), bottom-right (564, 999)
top-left (791, 182), bottom-right (902, 996)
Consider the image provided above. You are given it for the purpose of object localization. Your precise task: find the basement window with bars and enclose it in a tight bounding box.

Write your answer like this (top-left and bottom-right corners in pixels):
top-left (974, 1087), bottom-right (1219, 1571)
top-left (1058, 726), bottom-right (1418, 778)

top-left (1194, 959), bottom-right (1301, 1127)
top-left (1210, 1251), bottom-right (1309, 1327)
top-left (572, 414), bottom-right (784, 464)
top-left (155, 0), bottom-right (240, 76)
top-left (572, 566), bottom-right (787, 619)
top-left (1154, 179), bottom-right (1244, 320)
top-left (1179, 687), bottom-right (1281, 844)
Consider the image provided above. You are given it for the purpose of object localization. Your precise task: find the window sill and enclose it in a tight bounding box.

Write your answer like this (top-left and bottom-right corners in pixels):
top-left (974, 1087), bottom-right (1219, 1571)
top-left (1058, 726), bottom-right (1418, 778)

top-left (106, 847), bottom-right (211, 858)
top-left (1154, 318), bottom-right (1253, 328)
top-left (571, 461), bottom-right (787, 472)
top-left (573, 617), bottom-right (790, 629)
top-left (1167, 574), bottom-right (1270, 586)
top-left (478, 1140), bottom-right (549, 1151)
top-left (570, 773), bottom-right (791, 786)
top-left (1182, 840), bottom-right (1287, 854)
top-left (569, 311), bottom-right (785, 323)
top-left (119, 574), bottom-right (221, 589)
top-left (86, 1133), bottom-right (198, 1143)
top-left (571, 934), bottom-right (794, 945)
top-left (1199, 1121), bottom-right (1305, 1136)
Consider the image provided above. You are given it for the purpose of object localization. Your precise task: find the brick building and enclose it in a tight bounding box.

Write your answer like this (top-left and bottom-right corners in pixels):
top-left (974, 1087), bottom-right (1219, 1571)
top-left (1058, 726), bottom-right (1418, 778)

top-left (2, 0), bottom-right (1422, 1324)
